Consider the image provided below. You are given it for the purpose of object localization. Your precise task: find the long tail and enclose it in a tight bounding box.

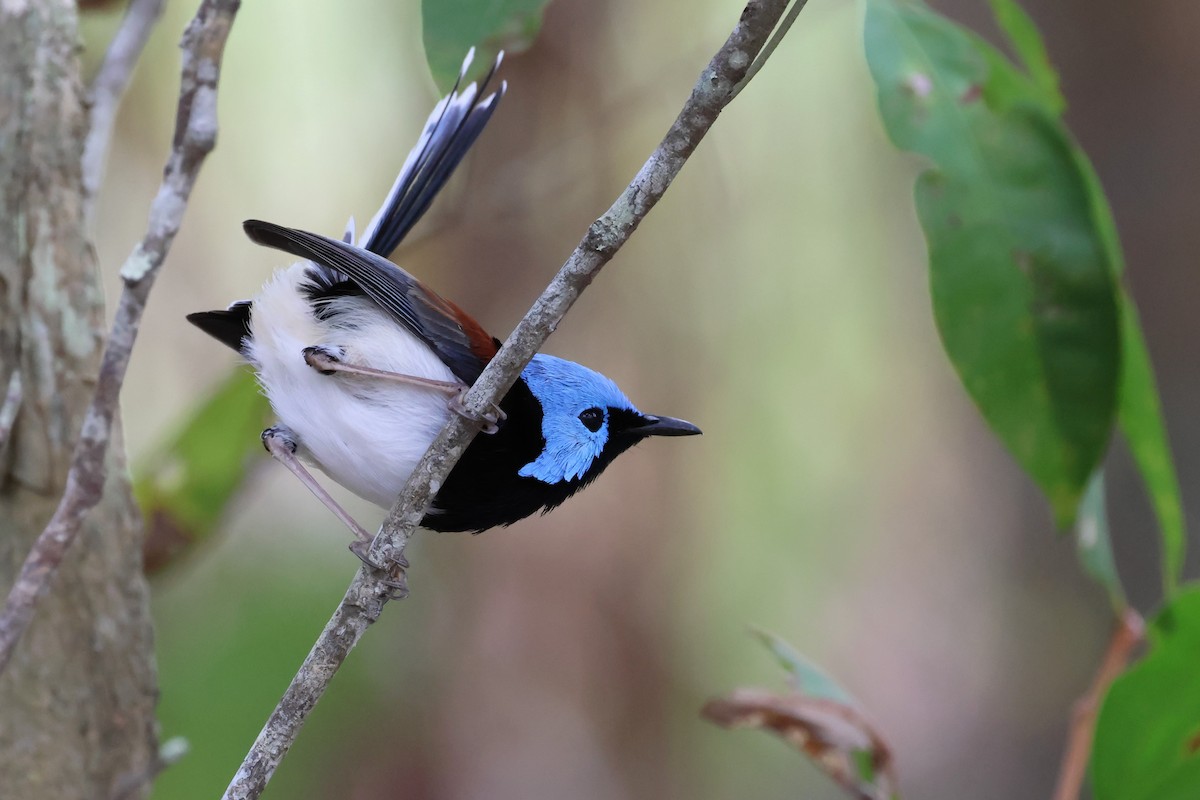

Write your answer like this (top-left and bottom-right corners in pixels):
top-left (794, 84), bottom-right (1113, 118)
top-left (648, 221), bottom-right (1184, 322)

top-left (356, 49), bottom-right (506, 258)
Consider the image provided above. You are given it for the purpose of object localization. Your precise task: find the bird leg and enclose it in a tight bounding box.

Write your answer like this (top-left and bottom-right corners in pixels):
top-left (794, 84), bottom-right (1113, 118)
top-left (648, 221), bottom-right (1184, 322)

top-left (301, 345), bottom-right (506, 433)
top-left (261, 425), bottom-right (373, 545)
top-left (303, 345), bottom-right (461, 391)
top-left (262, 425), bottom-right (412, 597)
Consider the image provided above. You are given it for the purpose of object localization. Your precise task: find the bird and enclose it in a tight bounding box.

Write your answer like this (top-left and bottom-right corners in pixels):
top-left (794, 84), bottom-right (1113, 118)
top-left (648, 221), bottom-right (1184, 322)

top-left (187, 50), bottom-right (700, 545)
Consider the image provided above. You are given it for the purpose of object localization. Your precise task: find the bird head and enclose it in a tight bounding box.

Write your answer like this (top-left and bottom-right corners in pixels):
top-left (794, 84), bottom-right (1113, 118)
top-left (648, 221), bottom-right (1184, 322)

top-left (516, 354), bottom-right (701, 486)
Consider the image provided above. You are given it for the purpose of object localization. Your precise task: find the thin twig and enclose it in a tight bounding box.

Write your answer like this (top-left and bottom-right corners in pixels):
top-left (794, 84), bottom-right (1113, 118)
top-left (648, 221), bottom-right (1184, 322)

top-left (1052, 608), bottom-right (1144, 800)
top-left (730, 0), bottom-right (808, 100)
top-left (82, 0), bottom-right (166, 225)
top-left (0, 0), bottom-right (241, 676)
top-left (221, 1), bottom-right (793, 797)
top-left (0, 370), bottom-right (22, 453)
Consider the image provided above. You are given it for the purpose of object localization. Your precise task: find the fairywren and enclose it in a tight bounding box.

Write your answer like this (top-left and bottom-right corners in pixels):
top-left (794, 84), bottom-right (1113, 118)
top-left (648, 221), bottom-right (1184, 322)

top-left (188, 50), bottom-right (700, 544)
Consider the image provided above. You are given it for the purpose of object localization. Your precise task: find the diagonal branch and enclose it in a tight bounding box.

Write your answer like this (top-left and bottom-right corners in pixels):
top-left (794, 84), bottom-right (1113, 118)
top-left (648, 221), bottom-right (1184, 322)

top-left (82, 0), bottom-right (167, 224)
top-left (0, 0), bottom-right (242, 676)
top-left (221, 1), bottom-right (798, 798)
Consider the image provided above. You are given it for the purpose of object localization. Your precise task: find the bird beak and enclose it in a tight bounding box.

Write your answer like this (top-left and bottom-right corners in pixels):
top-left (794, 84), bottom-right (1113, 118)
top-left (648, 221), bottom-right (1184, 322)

top-left (632, 414), bottom-right (702, 438)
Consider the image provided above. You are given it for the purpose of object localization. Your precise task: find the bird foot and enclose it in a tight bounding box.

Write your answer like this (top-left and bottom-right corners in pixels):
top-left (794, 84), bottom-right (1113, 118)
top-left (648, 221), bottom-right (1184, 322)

top-left (348, 540), bottom-right (411, 600)
top-left (261, 425), bottom-right (297, 454)
top-left (448, 387), bottom-right (506, 435)
top-left (302, 345), bottom-right (345, 375)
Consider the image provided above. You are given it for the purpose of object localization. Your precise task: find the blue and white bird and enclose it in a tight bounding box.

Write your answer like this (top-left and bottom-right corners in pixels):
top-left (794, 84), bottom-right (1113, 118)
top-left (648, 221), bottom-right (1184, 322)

top-left (187, 51), bottom-right (700, 542)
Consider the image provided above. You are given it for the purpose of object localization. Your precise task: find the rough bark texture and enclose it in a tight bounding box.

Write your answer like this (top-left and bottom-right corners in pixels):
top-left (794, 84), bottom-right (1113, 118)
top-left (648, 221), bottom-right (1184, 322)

top-left (0, 2), bottom-right (158, 799)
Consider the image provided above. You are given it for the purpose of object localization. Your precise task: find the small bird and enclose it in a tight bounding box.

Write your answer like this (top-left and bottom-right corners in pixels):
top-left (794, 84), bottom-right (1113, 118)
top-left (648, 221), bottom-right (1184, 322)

top-left (187, 51), bottom-right (700, 544)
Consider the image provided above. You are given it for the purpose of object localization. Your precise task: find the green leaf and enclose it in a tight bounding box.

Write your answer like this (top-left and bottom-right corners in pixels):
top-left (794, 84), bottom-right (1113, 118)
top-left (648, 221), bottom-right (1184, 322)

top-left (751, 627), bottom-right (856, 706)
top-left (1076, 470), bottom-right (1125, 611)
top-left (972, 1), bottom-right (1185, 595)
top-left (133, 368), bottom-right (273, 572)
top-left (1073, 178), bottom-right (1185, 602)
top-left (977, 0), bottom-right (1185, 596)
top-left (1115, 295), bottom-right (1185, 596)
top-left (1071, 135), bottom-right (1185, 598)
top-left (969, 3), bottom-right (1185, 594)
top-left (986, 0), bottom-right (1063, 113)
top-left (422, 0), bottom-right (555, 92)
top-left (1053, 64), bottom-right (1185, 595)
top-left (864, 0), bottom-right (1121, 528)
top-left (1093, 587), bottom-right (1200, 800)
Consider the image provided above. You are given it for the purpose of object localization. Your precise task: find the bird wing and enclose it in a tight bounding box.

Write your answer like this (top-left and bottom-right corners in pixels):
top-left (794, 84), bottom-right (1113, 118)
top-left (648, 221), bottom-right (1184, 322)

top-left (244, 220), bottom-right (498, 384)
top-left (358, 48), bottom-right (506, 258)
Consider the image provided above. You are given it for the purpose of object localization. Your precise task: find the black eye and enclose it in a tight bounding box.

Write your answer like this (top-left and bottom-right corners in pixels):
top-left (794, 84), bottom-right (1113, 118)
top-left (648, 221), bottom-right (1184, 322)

top-left (578, 407), bottom-right (604, 432)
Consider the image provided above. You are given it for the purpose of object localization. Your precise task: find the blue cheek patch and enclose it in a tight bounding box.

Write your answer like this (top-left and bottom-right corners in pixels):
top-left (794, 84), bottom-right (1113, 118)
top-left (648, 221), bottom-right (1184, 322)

top-left (518, 414), bottom-right (607, 483)
top-left (517, 354), bottom-right (638, 485)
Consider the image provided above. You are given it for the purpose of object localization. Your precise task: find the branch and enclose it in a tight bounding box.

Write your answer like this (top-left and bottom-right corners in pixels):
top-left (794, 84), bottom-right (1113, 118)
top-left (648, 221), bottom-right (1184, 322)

top-left (221, 1), bottom-right (798, 797)
top-left (82, 0), bottom-right (166, 224)
top-left (1052, 608), bottom-right (1144, 800)
top-left (0, 0), bottom-right (241, 676)
top-left (0, 370), bottom-right (20, 454)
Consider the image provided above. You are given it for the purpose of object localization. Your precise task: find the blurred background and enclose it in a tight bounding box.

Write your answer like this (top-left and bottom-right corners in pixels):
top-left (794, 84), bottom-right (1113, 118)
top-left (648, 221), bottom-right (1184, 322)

top-left (80, 0), bottom-right (1197, 798)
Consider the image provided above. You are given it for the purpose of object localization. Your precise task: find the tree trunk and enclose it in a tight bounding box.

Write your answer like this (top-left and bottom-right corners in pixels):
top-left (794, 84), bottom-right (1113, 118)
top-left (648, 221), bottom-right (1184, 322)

top-left (0, 2), bottom-right (159, 799)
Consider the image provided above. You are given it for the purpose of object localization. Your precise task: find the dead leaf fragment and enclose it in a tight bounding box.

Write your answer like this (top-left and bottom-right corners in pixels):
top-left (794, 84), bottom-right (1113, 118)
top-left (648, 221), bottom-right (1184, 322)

top-left (702, 687), bottom-right (897, 800)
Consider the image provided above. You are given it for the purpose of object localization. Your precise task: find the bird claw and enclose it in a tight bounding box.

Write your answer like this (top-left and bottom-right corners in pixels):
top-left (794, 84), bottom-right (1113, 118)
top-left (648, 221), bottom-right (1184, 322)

top-left (448, 387), bottom-right (506, 434)
top-left (261, 425), bottom-right (297, 454)
top-left (348, 540), bottom-right (411, 600)
top-left (302, 345), bottom-right (344, 375)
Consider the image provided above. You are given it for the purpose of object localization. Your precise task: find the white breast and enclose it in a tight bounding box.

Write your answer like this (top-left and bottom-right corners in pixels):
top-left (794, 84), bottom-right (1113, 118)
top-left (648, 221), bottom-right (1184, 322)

top-left (246, 263), bottom-right (458, 507)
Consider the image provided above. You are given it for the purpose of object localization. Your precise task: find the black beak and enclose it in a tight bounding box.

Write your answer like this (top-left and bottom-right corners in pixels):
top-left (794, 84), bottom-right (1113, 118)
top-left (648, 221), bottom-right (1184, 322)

top-left (632, 414), bottom-right (702, 438)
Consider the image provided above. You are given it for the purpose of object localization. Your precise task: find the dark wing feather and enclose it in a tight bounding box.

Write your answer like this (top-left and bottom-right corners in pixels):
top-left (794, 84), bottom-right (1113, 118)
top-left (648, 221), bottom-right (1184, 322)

top-left (244, 220), bottom-right (497, 383)
top-left (359, 50), bottom-right (506, 258)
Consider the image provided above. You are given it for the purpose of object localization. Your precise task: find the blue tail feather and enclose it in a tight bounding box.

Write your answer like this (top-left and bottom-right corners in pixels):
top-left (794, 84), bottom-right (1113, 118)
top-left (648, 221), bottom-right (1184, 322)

top-left (359, 49), bottom-right (506, 258)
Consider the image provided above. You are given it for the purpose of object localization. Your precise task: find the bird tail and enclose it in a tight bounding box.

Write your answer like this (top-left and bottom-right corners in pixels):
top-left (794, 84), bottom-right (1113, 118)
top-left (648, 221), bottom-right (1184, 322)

top-left (357, 48), bottom-right (506, 259)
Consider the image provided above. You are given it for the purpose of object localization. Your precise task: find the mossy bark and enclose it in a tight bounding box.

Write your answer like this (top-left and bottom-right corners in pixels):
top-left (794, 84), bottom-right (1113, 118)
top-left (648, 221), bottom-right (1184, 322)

top-left (0, 2), bottom-right (158, 798)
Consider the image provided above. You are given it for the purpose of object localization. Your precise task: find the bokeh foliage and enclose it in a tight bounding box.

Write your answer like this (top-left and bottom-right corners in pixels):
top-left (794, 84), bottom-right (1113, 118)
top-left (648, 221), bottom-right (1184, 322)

top-left (76, 0), bottom-right (1194, 797)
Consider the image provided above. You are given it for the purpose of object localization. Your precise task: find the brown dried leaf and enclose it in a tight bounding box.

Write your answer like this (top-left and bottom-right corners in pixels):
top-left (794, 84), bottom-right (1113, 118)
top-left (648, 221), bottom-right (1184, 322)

top-left (702, 687), bottom-right (897, 800)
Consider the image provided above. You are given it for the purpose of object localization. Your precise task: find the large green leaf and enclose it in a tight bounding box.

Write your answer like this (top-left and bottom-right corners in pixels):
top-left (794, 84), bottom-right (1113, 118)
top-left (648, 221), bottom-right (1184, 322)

top-left (422, 0), bottom-right (555, 92)
top-left (980, 0), bottom-right (1185, 594)
top-left (134, 367), bottom-right (273, 572)
top-left (864, 0), bottom-right (1121, 528)
top-left (1093, 587), bottom-right (1200, 800)
top-left (1114, 294), bottom-right (1185, 596)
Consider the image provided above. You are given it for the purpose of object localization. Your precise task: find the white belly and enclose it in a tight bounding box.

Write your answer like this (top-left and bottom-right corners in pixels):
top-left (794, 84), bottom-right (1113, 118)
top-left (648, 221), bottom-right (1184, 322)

top-left (247, 264), bottom-right (458, 507)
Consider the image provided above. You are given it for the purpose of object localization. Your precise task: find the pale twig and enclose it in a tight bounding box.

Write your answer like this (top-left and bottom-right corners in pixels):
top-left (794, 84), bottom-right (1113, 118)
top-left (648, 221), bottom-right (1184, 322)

top-left (0, 370), bottom-right (21, 453)
top-left (1051, 609), bottom-right (1144, 800)
top-left (0, 0), bottom-right (241, 675)
top-left (221, 1), bottom-right (794, 797)
top-left (730, 0), bottom-right (809, 99)
top-left (82, 0), bottom-right (166, 224)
